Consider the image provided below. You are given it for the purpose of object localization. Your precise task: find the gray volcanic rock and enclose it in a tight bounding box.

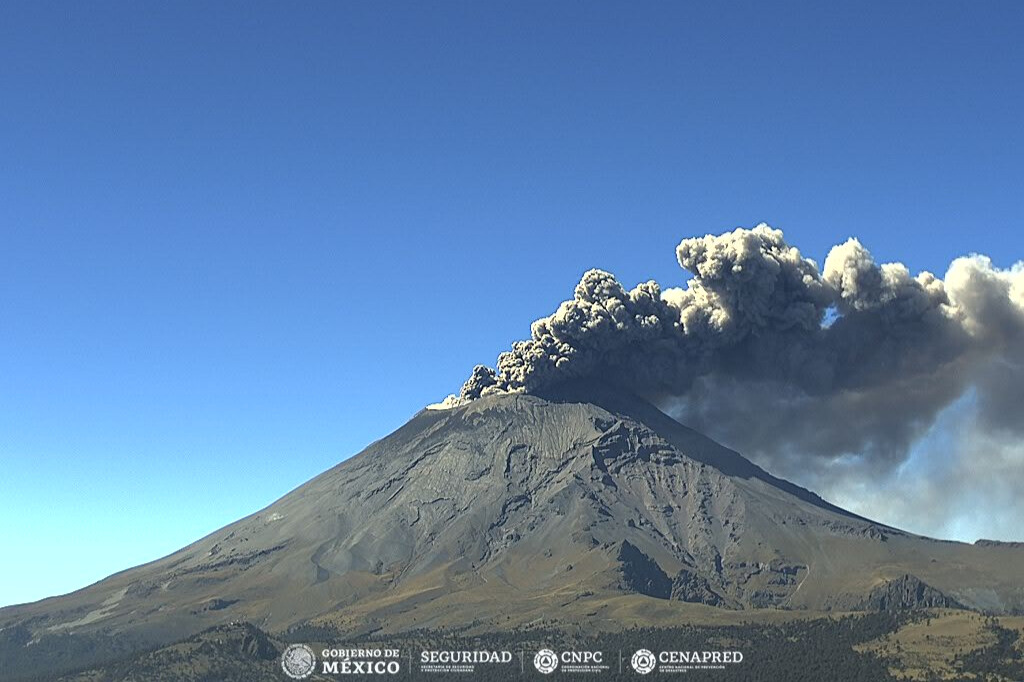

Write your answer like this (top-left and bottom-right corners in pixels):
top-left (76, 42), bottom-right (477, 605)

top-left (614, 541), bottom-right (672, 599)
top-left (862, 574), bottom-right (964, 611)
top-left (3, 384), bottom-right (1024, 680)
top-left (975, 539), bottom-right (1024, 549)
top-left (671, 568), bottom-right (730, 607)
top-left (828, 574), bottom-right (965, 612)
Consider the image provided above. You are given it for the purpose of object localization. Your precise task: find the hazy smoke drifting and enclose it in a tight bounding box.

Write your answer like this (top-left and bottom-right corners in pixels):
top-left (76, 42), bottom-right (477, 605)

top-left (457, 225), bottom-right (1024, 540)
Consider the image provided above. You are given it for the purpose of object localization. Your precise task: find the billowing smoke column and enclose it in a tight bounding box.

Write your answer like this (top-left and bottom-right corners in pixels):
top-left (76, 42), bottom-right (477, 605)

top-left (460, 224), bottom-right (1021, 403)
top-left (455, 225), bottom-right (1024, 539)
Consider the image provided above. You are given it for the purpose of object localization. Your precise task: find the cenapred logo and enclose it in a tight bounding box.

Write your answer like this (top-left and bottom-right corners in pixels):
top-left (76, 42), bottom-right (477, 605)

top-left (635, 648), bottom-right (744, 674)
top-left (533, 648), bottom-right (559, 674)
top-left (281, 643), bottom-right (316, 679)
top-left (631, 648), bottom-right (657, 675)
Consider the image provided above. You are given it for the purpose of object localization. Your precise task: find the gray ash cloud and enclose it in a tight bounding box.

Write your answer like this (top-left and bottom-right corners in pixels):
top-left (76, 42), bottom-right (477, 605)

top-left (456, 225), bottom-right (1024, 539)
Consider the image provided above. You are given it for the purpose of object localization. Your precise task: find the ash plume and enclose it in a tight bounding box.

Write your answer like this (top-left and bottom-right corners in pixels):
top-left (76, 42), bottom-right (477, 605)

top-left (456, 225), bottom-right (1024, 539)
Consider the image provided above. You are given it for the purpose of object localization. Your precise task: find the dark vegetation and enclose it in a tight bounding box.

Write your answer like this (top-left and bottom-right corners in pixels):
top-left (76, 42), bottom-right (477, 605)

top-left (946, 619), bottom-right (1024, 682)
top-left (4, 611), bottom-right (1020, 681)
top-left (0, 624), bottom-right (155, 682)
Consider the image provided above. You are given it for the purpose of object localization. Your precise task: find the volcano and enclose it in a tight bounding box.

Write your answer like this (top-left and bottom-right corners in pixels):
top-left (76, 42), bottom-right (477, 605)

top-left (3, 385), bottom-right (1023, 678)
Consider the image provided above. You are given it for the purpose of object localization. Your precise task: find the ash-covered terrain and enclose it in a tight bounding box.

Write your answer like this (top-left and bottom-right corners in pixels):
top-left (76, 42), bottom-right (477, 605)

top-left (3, 384), bottom-right (1023, 680)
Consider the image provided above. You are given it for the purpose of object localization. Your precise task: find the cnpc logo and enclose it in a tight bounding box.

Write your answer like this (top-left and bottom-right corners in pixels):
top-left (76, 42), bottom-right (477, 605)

top-left (533, 648), bottom-right (604, 674)
top-left (630, 648), bottom-right (657, 675)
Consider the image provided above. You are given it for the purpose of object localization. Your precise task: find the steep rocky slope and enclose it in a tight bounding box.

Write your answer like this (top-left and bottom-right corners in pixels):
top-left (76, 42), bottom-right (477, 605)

top-left (3, 385), bottom-right (1022, 679)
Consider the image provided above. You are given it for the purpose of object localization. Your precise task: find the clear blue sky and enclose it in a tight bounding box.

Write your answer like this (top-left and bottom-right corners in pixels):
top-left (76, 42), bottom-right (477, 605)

top-left (2, 1), bottom-right (1022, 608)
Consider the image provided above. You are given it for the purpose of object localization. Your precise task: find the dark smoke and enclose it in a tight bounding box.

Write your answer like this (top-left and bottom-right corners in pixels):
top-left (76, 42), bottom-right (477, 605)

top-left (452, 225), bottom-right (1024, 540)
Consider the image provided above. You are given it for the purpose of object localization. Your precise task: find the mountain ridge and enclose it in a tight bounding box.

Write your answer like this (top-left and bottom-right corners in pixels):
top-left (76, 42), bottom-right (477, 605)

top-left (3, 386), bottom-right (1023, 680)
